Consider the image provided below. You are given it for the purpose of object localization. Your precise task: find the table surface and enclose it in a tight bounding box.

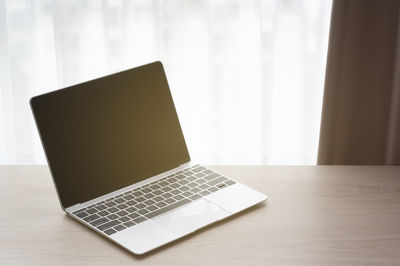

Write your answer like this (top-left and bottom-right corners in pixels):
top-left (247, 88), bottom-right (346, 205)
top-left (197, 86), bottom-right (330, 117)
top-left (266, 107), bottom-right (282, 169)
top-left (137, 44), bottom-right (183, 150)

top-left (1, 165), bottom-right (400, 265)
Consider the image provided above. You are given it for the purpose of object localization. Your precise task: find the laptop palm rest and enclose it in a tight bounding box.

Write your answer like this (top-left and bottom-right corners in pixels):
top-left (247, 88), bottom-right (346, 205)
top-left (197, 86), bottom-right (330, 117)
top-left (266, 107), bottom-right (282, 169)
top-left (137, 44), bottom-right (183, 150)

top-left (111, 219), bottom-right (177, 255)
top-left (153, 199), bottom-right (230, 236)
top-left (112, 199), bottom-right (230, 254)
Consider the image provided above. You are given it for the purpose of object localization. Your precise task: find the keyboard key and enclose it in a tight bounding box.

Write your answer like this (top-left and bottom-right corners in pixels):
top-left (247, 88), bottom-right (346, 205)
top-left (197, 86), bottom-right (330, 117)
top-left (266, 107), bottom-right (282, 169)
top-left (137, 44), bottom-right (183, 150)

top-left (153, 196), bottom-right (163, 202)
top-left (105, 202), bottom-right (116, 207)
top-left (182, 191), bottom-right (193, 197)
top-left (173, 195), bottom-right (184, 201)
top-left (145, 199), bottom-right (191, 219)
top-left (86, 208), bottom-right (97, 214)
top-left (175, 174), bottom-right (186, 179)
top-left (115, 194), bottom-right (124, 198)
top-left (133, 216), bottom-right (147, 224)
top-left (161, 187), bottom-right (172, 192)
top-left (170, 183), bottom-right (180, 189)
top-left (119, 217), bottom-right (130, 222)
top-left (199, 184), bottom-right (210, 190)
top-left (150, 182), bottom-right (161, 190)
top-left (114, 225), bottom-right (126, 231)
top-left (90, 217), bottom-right (109, 227)
top-left (116, 203), bottom-right (128, 210)
top-left (150, 184), bottom-right (161, 190)
top-left (190, 194), bottom-right (201, 201)
top-left (204, 169), bottom-right (213, 175)
top-left (126, 206), bottom-right (137, 213)
top-left (147, 205), bottom-right (158, 211)
top-left (144, 199), bottom-right (155, 205)
top-left (182, 171), bottom-right (193, 176)
top-left (195, 173), bottom-right (205, 178)
top-left (178, 180), bottom-right (189, 185)
top-left (225, 180), bottom-right (236, 186)
top-left (128, 213), bottom-right (140, 219)
top-left (217, 183), bottom-right (227, 189)
top-left (108, 207), bottom-right (119, 213)
top-left (208, 176), bottom-right (227, 186)
top-left (138, 209), bottom-right (149, 215)
top-left (155, 202), bottom-right (167, 208)
top-left (134, 203), bottom-right (146, 210)
top-left (83, 214), bottom-right (100, 223)
top-left (165, 198), bottom-right (176, 204)
top-left (135, 197), bottom-right (146, 202)
top-left (186, 176), bottom-right (196, 182)
top-left (167, 177), bottom-right (177, 183)
top-left (107, 214), bottom-right (118, 220)
top-left (124, 221), bottom-right (135, 228)
top-left (190, 188), bottom-right (201, 193)
top-left (180, 186), bottom-right (190, 191)
top-left (153, 190), bottom-right (163, 195)
top-left (97, 220), bottom-right (120, 231)
top-left (76, 211), bottom-right (88, 218)
top-left (200, 190), bottom-right (211, 196)
top-left (95, 205), bottom-right (107, 211)
top-left (170, 189), bottom-right (180, 195)
top-left (98, 210), bottom-right (110, 216)
top-left (116, 210), bottom-right (128, 216)
top-left (187, 182), bottom-right (197, 188)
top-left (126, 200), bottom-right (136, 206)
top-left (104, 228), bottom-right (116, 235)
top-left (132, 191), bottom-right (143, 197)
top-left (142, 188), bottom-right (151, 193)
top-left (196, 179), bottom-right (206, 184)
top-left (158, 181), bottom-right (168, 186)
top-left (162, 193), bottom-right (173, 198)
top-left (143, 193), bottom-right (155, 199)
top-left (115, 198), bottom-right (125, 204)
top-left (208, 187), bottom-right (218, 192)
top-left (123, 195), bottom-right (134, 200)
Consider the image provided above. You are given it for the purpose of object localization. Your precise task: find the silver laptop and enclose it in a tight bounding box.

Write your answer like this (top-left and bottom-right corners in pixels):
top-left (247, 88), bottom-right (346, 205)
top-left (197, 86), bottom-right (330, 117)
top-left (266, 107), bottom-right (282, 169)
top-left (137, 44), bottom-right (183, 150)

top-left (30, 61), bottom-right (267, 255)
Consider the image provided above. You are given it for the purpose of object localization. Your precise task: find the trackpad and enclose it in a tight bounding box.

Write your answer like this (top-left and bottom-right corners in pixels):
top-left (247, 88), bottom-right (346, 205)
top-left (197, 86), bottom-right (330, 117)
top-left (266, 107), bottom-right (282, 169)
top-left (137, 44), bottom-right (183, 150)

top-left (152, 199), bottom-right (230, 236)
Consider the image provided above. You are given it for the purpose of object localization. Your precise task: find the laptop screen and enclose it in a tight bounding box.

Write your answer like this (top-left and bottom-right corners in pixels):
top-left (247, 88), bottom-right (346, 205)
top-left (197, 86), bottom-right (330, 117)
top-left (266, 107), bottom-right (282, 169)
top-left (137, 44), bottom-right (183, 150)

top-left (30, 62), bottom-right (190, 209)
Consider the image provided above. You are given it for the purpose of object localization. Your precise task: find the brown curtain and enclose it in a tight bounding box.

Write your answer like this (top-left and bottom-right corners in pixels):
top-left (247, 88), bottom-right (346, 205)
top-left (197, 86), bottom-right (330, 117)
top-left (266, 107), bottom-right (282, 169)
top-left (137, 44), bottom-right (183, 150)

top-left (318, 0), bottom-right (400, 165)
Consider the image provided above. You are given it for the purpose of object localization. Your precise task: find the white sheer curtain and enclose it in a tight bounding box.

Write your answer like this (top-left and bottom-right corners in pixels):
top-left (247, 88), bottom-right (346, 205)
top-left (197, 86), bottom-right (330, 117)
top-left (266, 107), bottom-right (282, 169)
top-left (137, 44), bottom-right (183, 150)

top-left (0, 0), bottom-right (331, 165)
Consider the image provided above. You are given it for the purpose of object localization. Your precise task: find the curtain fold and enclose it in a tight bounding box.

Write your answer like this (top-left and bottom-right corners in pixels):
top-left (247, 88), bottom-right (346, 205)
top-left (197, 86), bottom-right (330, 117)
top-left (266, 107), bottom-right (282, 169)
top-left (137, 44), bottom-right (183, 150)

top-left (318, 0), bottom-right (400, 165)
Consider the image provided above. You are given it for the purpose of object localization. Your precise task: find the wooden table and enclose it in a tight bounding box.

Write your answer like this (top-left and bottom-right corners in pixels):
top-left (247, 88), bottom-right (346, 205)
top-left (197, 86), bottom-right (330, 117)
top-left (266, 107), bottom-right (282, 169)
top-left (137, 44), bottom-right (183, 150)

top-left (1, 165), bottom-right (400, 265)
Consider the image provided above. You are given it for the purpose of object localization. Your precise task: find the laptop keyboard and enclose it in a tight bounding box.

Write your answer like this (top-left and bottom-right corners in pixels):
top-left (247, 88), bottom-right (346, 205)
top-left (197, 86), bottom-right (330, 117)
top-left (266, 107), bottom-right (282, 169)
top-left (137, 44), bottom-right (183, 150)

top-left (71, 165), bottom-right (236, 236)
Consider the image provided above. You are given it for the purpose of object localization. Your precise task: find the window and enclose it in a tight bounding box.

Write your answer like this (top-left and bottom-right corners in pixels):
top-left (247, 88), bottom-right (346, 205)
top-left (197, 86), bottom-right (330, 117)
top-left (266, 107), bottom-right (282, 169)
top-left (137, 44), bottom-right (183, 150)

top-left (0, 0), bottom-right (332, 164)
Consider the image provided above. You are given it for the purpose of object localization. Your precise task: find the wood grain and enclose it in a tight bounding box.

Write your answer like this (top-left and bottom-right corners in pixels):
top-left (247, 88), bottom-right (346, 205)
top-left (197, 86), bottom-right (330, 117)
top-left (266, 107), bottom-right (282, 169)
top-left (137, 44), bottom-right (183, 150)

top-left (1, 165), bottom-right (400, 265)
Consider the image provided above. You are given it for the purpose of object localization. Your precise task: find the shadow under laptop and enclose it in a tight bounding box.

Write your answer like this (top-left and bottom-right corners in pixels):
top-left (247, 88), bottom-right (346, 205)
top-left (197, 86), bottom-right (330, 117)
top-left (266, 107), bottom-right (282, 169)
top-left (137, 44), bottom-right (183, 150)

top-left (78, 202), bottom-right (266, 260)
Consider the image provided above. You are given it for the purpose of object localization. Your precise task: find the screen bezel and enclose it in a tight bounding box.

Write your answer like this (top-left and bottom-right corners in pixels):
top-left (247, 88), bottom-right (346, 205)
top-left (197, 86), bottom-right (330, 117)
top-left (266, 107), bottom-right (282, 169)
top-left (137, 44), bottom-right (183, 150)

top-left (30, 61), bottom-right (191, 209)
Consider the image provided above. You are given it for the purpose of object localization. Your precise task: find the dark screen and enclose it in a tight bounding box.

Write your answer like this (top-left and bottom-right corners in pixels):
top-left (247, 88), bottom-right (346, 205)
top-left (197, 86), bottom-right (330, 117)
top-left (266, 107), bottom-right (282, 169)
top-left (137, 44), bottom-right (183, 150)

top-left (30, 62), bottom-right (190, 208)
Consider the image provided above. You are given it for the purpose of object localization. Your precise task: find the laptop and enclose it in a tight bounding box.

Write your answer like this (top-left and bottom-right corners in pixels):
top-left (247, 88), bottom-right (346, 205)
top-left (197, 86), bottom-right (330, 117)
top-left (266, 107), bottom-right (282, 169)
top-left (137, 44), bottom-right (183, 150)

top-left (30, 61), bottom-right (267, 255)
